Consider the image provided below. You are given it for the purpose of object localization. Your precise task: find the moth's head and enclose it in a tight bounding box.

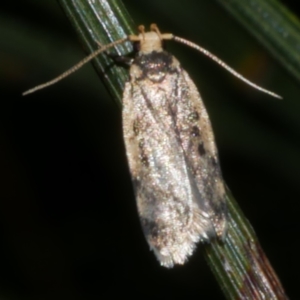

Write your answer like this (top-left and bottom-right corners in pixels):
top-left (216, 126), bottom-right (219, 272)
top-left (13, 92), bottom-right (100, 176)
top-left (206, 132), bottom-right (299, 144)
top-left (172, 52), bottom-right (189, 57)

top-left (129, 24), bottom-right (173, 54)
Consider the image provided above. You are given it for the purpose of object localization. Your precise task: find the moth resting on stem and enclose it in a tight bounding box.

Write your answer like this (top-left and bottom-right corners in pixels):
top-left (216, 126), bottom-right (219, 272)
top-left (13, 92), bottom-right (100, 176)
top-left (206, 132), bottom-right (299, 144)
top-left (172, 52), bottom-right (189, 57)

top-left (23, 24), bottom-right (281, 267)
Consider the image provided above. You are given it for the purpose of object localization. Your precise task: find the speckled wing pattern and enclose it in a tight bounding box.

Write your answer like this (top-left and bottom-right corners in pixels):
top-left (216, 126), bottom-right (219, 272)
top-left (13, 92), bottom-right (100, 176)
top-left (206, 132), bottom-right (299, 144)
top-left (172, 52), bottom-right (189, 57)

top-left (122, 50), bottom-right (227, 268)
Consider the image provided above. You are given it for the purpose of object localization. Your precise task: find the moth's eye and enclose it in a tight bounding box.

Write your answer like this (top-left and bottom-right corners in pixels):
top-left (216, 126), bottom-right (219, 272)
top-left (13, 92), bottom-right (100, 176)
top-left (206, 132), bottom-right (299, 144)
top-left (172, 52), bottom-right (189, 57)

top-left (133, 41), bottom-right (141, 53)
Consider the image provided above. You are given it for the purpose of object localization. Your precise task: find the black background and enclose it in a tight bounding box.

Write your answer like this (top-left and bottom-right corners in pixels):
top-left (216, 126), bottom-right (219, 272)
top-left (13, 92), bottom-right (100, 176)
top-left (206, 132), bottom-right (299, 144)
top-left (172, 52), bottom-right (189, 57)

top-left (1, 1), bottom-right (299, 299)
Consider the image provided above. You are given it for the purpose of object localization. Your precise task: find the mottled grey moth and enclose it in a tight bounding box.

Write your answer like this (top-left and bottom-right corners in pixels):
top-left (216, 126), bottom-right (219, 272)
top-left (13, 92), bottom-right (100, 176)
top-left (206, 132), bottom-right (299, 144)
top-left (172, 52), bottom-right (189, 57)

top-left (23, 24), bottom-right (281, 268)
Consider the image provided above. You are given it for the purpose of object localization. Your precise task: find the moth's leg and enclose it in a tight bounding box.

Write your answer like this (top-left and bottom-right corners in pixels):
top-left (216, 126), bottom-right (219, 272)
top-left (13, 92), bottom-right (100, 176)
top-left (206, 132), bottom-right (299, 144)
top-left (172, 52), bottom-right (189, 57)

top-left (95, 41), bottom-right (133, 66)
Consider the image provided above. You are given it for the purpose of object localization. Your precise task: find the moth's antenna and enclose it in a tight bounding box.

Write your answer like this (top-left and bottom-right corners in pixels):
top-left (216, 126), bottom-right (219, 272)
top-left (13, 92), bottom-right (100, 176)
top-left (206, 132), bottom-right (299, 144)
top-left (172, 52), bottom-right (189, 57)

top-left (23, 37), bottom-right (129, 96)
top-left (173, 36), bottom-right (282, 99)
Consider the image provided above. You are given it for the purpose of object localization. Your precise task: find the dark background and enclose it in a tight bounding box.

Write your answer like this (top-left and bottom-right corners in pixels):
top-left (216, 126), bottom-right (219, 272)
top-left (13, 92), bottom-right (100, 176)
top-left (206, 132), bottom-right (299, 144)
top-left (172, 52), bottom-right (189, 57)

top-left (1, 1), bottom-right (300, 299)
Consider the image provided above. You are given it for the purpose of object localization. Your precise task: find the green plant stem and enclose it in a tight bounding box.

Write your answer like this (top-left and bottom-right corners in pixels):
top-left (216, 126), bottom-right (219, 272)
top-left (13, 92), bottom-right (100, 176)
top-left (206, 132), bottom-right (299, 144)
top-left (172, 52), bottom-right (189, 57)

top-left (59, 0), bottom-right (135, 106)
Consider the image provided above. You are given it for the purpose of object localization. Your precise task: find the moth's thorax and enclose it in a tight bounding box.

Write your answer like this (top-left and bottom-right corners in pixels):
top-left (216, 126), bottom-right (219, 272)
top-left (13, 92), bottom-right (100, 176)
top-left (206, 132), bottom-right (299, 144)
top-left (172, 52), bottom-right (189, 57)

top-left (138, 31), bottom-right (163, 54)
top-left (130, 51), bottom-right (180, 83)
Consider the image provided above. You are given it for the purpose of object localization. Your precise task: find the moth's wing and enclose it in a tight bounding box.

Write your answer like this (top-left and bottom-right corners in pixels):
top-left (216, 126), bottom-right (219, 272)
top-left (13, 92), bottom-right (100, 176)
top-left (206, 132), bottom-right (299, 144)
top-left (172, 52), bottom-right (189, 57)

top-left (174, 68), bottom-right (227, 239)
top-left (122, 75), bottom-right (214, 267)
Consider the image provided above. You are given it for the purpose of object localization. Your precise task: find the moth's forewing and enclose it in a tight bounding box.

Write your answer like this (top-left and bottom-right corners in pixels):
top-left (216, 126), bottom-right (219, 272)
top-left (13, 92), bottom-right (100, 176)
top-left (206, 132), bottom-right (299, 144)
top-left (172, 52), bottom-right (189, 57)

top-left (122, 50), bottom-right (227, 268)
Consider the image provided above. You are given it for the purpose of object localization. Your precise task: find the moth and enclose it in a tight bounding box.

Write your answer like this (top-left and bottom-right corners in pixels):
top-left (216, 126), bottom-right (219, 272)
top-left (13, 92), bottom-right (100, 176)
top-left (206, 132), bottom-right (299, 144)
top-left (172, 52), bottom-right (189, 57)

top-left (23, 24), bottom-right (281, 268)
